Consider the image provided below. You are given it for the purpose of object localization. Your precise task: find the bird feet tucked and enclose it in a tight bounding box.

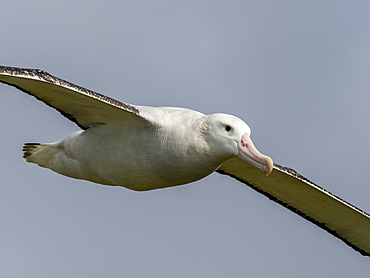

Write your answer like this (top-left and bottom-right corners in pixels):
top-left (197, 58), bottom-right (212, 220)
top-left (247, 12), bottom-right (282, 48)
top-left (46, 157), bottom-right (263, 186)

top-left (22, 143), bottom-right (42, 158)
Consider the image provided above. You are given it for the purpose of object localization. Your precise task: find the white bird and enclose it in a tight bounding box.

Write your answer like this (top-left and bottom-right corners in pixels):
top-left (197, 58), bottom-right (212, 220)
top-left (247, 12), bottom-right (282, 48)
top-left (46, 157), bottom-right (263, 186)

top-left (1, 66), bottom-right (370, 256)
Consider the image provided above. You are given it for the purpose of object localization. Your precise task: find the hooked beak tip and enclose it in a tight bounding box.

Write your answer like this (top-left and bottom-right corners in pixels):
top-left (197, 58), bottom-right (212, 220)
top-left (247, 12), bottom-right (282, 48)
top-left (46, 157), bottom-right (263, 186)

top-left (264, 156), bottom-right (274, 176)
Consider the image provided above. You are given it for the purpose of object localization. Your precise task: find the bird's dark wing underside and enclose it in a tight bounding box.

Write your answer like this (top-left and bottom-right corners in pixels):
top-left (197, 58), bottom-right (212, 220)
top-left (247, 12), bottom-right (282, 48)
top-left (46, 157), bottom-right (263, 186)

top-left (0, 66), bottom-right (148, 129)
top-left (217, 157), bottom-right (370, 256)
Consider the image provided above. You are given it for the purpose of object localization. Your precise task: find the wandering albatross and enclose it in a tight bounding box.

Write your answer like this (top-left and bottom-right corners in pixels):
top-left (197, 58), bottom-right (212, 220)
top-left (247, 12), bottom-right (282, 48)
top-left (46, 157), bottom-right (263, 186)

top-left (1, 66), bottom-right (369, 256)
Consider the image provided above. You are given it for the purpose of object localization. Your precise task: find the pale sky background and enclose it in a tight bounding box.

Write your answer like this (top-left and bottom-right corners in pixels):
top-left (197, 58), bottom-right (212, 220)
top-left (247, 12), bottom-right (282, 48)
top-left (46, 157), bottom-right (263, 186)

top-left (1, 1), bottom-right (370, 277)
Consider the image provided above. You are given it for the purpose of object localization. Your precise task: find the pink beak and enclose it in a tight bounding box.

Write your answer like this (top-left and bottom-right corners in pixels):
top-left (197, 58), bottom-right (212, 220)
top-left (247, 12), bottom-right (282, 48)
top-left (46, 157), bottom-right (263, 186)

top-left (237, 133), bottom-right (273, 175)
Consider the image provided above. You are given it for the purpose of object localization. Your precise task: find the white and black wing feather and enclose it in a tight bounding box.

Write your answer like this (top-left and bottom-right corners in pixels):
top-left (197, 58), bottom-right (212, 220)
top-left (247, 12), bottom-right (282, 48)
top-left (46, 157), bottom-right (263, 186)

top-left (218, 157), bottom-right (370, 256)
top-left (0, 66), bottom-right (146, 129)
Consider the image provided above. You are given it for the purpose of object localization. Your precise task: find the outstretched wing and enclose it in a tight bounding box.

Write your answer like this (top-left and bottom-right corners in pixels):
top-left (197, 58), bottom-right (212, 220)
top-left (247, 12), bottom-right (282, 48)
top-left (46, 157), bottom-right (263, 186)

top-left (0, 66), bottom-right (147, 129)
top-left (217, 157), bottom-right (370, 256)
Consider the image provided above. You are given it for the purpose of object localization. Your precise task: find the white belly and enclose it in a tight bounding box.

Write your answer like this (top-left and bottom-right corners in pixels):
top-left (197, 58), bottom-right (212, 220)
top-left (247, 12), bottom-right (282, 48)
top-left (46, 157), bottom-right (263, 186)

top-left (44, 125), bottom-right (226, 191)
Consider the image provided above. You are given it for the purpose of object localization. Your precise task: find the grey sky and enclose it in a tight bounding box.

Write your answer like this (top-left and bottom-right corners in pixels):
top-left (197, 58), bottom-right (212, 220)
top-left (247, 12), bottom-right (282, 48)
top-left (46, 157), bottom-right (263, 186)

top-left (1, 1), bottom-right (370, 277)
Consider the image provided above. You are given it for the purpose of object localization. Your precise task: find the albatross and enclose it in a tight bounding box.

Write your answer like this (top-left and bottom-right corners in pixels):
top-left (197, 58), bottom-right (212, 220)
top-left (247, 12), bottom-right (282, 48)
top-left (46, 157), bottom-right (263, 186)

top-left (1, 66), bottom-right (369, 256)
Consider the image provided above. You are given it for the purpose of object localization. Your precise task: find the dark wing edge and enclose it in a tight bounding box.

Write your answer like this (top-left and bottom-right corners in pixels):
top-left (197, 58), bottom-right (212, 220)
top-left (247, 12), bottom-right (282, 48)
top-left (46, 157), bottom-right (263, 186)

top-left (0, 66), bottom-right (141, 129)
top-left (217, 157), bottom-right (370, 257)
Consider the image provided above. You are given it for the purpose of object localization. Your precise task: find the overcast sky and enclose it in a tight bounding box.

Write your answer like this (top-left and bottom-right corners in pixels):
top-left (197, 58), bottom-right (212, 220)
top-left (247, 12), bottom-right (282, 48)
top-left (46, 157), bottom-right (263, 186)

top-left (1, 1), bottom-right (370, 277)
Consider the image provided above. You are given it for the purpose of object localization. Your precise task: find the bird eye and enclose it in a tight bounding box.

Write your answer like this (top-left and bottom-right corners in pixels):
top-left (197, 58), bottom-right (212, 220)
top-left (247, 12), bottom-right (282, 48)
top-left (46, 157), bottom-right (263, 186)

top-left (225, 125), bottom-right (232, 132)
